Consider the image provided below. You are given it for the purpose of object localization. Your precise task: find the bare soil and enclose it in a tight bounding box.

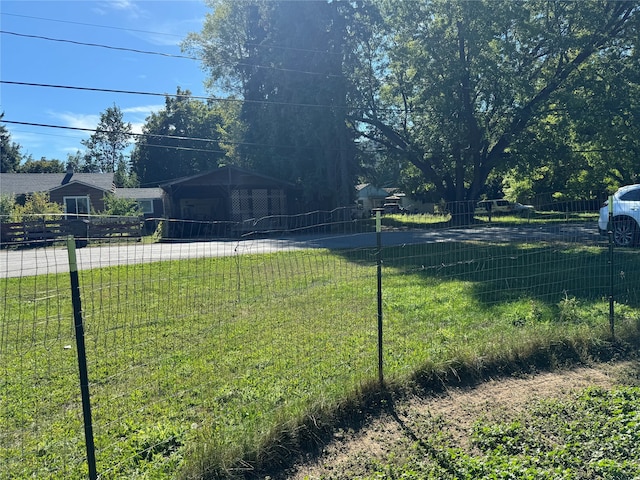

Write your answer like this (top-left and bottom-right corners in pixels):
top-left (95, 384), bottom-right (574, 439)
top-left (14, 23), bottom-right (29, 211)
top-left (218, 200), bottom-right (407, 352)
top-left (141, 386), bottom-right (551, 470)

top-left (286, 361), bottom-right (640, 480)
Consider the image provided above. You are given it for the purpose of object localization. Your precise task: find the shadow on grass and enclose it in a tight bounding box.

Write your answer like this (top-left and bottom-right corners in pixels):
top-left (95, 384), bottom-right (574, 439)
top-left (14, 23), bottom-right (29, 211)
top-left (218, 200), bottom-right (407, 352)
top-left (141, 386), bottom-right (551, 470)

top-left (256, 325), bottom-right (640, 480)
top-left (339, 241), bottom-right (640, 310)
top-left (210, 241), bottom-right (640, 479)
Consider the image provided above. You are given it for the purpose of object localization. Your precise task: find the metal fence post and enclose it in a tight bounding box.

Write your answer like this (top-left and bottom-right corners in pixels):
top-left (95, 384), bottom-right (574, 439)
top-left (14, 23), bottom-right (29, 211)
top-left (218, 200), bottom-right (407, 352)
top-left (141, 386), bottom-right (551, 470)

top-left (67, 236), bottom-right (98, 480)
top-left (607, 196), bottom-right (615, 339)
top-left (374, 209), bottom-right (384, 386)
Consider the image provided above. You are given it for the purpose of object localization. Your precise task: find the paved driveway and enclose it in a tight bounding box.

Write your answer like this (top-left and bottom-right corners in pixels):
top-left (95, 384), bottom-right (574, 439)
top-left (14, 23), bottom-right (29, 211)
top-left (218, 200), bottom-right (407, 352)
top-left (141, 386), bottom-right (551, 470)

top-left (0, 224), bottom-right (603, 278)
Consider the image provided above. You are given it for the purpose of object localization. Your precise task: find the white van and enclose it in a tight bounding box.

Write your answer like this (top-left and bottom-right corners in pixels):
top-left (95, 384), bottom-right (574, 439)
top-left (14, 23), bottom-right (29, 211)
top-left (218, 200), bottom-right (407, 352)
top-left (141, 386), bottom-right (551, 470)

top-left (475, 199), bottom-right (534, 215)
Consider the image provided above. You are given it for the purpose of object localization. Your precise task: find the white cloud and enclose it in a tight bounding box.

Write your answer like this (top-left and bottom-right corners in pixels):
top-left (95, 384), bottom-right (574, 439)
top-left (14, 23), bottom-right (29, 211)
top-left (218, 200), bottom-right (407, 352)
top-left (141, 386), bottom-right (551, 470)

top-left (137, 18), bottom-right (201, 46)
top-left (110, 0), bottom-right (136, 10)
top-left (122, 104), bottom-right (164, 135)
top-left (91, 6), bottom-right (108, 16)
top-left (63, 147), bottom-right (84, 154)
top-left (121, 104), bottom-right (164, 115)
top-left (95, 0), bottom-right (145, 18)
top-left (53, 112), bottom-right (100, 131)
top-left (47, 105), bottom-right (163, 138)
top-left (44, 103), bottom-right (168, 150)
top-left (11, 130), bottom-right (43, 147)
top-left (130, 122), bottom-right (145, 136)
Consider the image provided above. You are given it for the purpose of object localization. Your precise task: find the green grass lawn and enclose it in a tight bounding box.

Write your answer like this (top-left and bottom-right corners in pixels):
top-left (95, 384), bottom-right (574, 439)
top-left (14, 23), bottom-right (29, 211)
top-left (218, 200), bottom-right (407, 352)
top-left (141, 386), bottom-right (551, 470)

top-left (381, 211), bottom-right (599, 229)
top-left (2, 240), bottom-right (639, 479)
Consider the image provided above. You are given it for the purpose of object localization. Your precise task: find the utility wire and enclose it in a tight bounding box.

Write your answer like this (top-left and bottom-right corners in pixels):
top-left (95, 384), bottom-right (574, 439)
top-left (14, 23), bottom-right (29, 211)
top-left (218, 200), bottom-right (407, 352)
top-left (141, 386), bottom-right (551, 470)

top-left (3, 120), bottom-right (219, 142)
top-left (0, 12), bottom-right (342, 56)
top-left (0, 29), bottom-right (344, 77)
top-left (0, 12), bottom-right (185, 38)
top-left (1, 30), bottom-right (198, 60)
top-left (2, 119), bottom-right (342, 152)
top-left (1, 80), bottom-right (229, 103)
top-left (1, 80), bottom-right (370, 111)
top-left (5, 119), bottom-right (633, 158)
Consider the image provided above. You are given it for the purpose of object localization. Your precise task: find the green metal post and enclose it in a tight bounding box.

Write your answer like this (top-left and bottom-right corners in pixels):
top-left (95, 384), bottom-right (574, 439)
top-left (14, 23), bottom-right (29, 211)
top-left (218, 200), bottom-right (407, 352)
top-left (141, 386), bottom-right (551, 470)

top-left (607, 196), bottom-right (615, 339)
top-left (375, 209), bottom-right (384, 386)
top-left (67, 236), bottom-right (97, 480)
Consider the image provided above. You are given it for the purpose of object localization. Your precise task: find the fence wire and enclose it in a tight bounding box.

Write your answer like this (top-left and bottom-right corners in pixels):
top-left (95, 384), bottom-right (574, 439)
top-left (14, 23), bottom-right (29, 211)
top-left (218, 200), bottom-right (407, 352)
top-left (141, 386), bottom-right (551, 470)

top-left (2, 206), bottom-right (639, 479)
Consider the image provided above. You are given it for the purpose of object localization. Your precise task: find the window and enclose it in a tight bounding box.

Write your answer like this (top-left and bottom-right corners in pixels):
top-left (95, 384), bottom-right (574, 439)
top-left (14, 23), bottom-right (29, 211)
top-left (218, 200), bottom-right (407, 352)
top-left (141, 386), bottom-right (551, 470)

top-left (620, 189), bottom-right (640, 202)
top-left (64, 196), bottom-right (90, 218)
top-left (137, 199), bottom-right (154, 214)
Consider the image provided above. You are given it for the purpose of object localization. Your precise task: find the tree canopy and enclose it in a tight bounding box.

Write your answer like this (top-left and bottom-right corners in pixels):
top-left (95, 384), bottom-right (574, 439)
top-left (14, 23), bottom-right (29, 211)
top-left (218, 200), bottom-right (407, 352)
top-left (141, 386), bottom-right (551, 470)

top-left (184, 0), bottom-right (366, 210)
top-left (355, 1), bottom-right (638, 208)
top-left (82, 104), bottom-right (132, 175)
top-left (131, 88), bottom-right (232, 186)
top-left (18, 157), bottom-right (66, 173)
top-left (186, 0), bottom-right (640, 217)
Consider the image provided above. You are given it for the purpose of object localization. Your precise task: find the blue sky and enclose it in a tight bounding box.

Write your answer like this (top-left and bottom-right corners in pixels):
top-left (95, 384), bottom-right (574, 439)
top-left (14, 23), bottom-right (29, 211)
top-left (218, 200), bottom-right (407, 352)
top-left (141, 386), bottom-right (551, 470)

top-left (1, 0), bottom-right (210, 162)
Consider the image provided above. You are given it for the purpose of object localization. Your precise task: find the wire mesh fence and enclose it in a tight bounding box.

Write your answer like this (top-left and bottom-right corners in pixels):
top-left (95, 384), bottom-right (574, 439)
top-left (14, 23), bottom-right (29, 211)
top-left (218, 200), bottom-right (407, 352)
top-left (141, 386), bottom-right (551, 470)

top-left (2, 203), bottom-right (640, 479)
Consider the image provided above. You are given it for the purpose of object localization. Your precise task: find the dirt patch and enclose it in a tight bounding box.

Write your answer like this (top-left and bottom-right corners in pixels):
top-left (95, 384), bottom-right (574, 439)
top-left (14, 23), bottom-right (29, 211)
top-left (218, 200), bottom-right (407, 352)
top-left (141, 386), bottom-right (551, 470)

top-left (287, 361), bottom-right (640, 479)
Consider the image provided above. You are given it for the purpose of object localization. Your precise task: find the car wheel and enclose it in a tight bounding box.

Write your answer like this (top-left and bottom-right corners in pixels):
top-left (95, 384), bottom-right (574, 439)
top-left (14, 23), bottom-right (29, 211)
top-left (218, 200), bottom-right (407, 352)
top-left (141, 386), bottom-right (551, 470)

top-left (613, 218), bottom-right (638, 247)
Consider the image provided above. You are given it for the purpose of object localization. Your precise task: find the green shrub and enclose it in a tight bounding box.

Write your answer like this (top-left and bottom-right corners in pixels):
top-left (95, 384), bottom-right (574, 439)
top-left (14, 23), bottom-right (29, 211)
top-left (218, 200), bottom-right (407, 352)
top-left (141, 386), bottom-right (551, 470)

top-left (103, 194), bottom-right (142, 217)
top-left (0, 193), bottom-right (16, 220)
top-left (11, 192), bottom-right (63, 221)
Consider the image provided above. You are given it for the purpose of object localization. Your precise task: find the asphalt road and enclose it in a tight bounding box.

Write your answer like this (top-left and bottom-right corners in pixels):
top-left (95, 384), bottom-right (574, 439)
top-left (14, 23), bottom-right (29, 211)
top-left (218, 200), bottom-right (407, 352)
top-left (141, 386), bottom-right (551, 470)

top-left (1, 224), bottom-right (604, 279)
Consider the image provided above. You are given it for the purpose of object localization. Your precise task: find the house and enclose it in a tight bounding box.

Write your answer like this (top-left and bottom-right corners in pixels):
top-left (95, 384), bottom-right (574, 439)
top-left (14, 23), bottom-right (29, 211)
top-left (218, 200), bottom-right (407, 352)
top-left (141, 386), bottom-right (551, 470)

top-left (160, 165), bottom-right (297, 236)
top-left (0, 170), bottom-right (167, 220)
top-left (0, 170), bottom-right (115, 215)
top-left (355, 184), bottom-right (391, 215)
top-left (114, 187), bottom-right (166, 234)
top-left (114, 188), bottom-right (165, 218)
top-left (2, 166), bottom-right (297, 237)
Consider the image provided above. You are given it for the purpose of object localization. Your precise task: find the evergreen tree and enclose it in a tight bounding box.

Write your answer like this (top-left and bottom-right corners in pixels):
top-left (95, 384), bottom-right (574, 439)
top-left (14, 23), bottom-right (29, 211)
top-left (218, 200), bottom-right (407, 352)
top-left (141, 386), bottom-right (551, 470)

top-left (1, 113), bottom-right (22, 173)
top-left (82, 104), bottom-right (132, 176)
top-left (184, 1), bottom-right (367, 210)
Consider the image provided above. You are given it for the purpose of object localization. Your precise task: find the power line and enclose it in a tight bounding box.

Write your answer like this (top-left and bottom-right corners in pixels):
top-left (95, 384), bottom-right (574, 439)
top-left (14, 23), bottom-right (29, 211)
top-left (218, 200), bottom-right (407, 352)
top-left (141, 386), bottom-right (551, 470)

top-left (1, 119), bottom-right (341, 153)
top-left (1, 80), bottom-right (362, 111)
top-left (0, 12), bottom-right (184, 38)
top-left (0, 29), bottom-right (344, 78)
top-left (6, 119), bottom-right (634, 159)
top-left (1, 80), bottom-right (216, 102)
top-left (0, 30), bottom-right (198, 60)
top-left (1, 12), bottom-right (342, 57)
top-left (3, 120), bottom-right (223, 144)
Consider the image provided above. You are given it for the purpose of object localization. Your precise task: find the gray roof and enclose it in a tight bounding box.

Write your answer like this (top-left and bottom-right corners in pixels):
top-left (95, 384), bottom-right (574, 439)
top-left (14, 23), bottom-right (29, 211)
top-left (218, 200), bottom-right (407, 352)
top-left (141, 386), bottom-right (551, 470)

top-left (161, 165), bottom-right (297, 189)
top-left (0, 172), bottom-right (115, 196)
top-left (115, 188), bottom-right (164, 200)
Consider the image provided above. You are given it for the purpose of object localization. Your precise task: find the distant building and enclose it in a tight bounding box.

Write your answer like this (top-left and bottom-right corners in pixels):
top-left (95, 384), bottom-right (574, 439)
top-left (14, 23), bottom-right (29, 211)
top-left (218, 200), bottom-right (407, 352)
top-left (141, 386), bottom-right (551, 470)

top-left (160, 165), bottom-right (297, 237)
top-left (1, 169), bottom-right (115, 215)
top-left (1, 169), bottom-right (165, 218)
top-left (355, 183), bottom-right (435, 216)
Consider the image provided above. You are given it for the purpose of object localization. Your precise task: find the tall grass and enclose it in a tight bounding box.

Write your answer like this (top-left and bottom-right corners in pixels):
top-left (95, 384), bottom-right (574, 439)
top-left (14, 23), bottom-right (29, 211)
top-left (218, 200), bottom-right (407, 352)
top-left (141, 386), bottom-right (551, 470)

top-left (2, 240), bottom-right (639, 479)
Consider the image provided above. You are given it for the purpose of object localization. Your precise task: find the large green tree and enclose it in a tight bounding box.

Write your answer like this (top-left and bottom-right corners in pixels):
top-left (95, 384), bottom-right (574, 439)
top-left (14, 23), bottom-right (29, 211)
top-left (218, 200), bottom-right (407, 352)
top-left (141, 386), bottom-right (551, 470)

top-left (351, 1), bottom-right (639, 220)
top-left (131, 88), bottom-right (231, 185)
top-left (496, 16), bottom-right (640, 205)
top-left (187, 0), bottom-right (639, 220)
top-left (184, 1), bottom-right (368, 210)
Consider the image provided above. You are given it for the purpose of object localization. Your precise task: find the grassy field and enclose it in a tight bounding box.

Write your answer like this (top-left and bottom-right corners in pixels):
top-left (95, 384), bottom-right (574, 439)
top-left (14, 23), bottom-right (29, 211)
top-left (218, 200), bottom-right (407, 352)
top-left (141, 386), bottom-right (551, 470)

top-left (381, 211), bottom-right (599, 229)
top-left (2, 237), bottom-right (640, 479)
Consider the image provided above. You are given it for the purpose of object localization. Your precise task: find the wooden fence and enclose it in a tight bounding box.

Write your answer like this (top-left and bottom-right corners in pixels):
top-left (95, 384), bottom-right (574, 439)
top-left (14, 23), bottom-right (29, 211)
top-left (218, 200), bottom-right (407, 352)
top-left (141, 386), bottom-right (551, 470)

top-left (0, 217), bottom-right (142, 246)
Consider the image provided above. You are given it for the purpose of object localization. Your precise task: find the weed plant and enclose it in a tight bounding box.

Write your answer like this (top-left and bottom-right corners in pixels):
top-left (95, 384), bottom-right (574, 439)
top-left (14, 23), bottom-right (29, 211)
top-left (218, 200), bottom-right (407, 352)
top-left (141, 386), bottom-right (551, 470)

top-left (1, 240), bottom-right (639, 479)
top-left (358, 385), bottom-right (640, 479)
